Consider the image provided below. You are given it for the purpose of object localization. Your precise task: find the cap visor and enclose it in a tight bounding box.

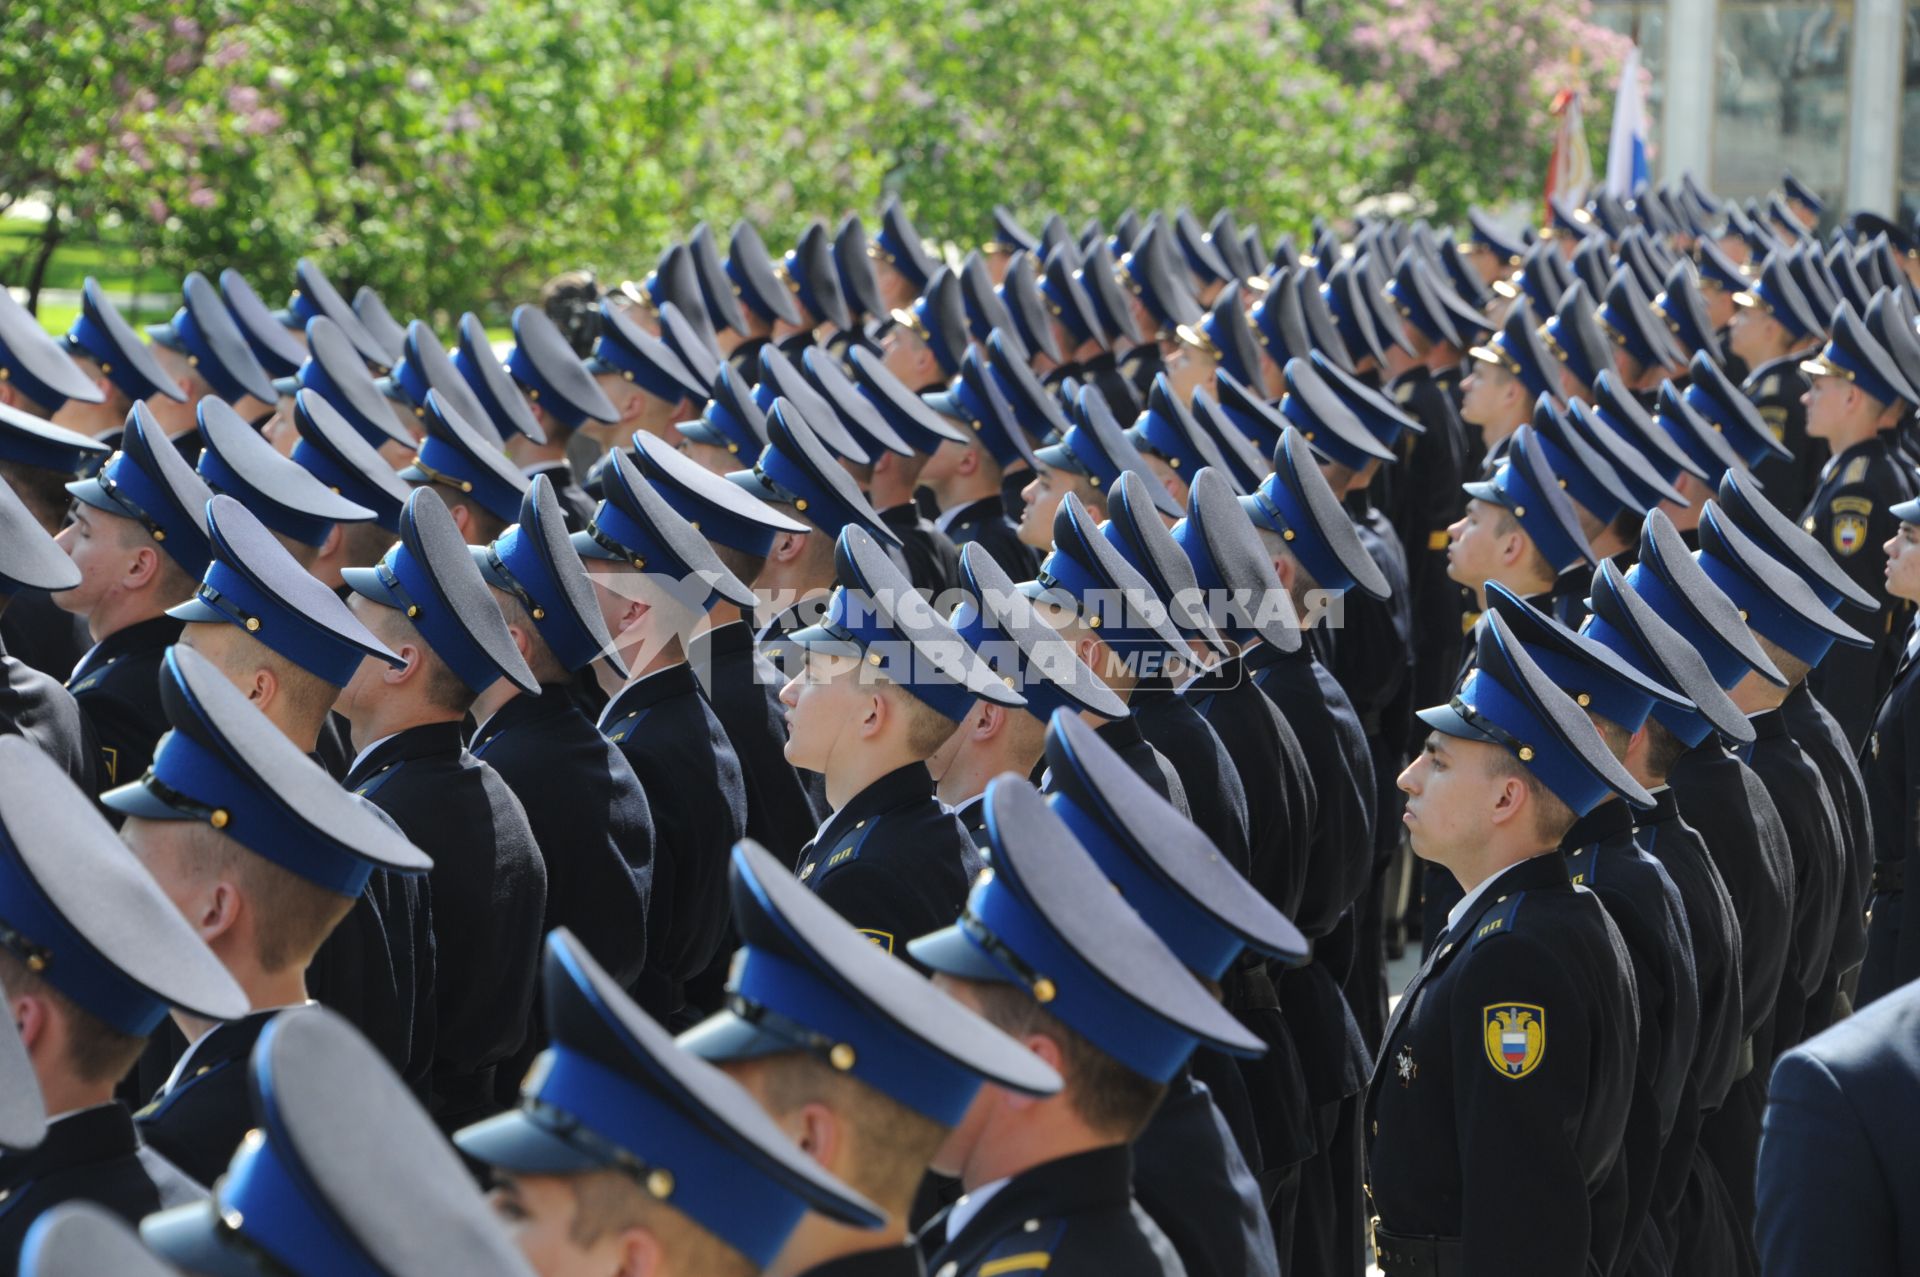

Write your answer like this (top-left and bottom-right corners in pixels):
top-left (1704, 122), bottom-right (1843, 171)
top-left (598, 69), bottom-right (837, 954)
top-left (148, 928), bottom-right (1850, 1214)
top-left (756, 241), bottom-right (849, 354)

top-left (905, 925), bottom-right (1011, 983)
top-left (1466, 345), bottom-right (1502, 366)
top-left (339, 565), bottom-right (402, 608)
top-left (1415, 699), bottom-right (1501, 745)
top-left (99, 777), bottom-right (193, 822)
top-left (1461, 478), bottom-right (1501, 505)
top-left (1798, 357), bottom-right (1840, 380)
top-left (921, 390), bottom-right (963, 418)
top-left (675, 1010), bottom-right (797, 1065)
top-left (141, 1202), bottom-right (264, 1277)
top-left (1730, 292), bottom-right (1758, 309)
top-left (375, 375), bottom-right (407, 405)
top-left (568, 528), bottom-right (624, 563)
top-left (1032, 443), bottom-right (1083, 476)
top-left (62, 477), bottom-right (116, 515)
top-left (165, 595), bottom-right (227, 627)
top-left (272, 375), bottom-right (301, 397)
top-left (453, 1108), bottom-right (611, 1177)
top-left (1015, 576), bottom-right (1079, 615)
top-left (784, 623), bottom-right (863, 661)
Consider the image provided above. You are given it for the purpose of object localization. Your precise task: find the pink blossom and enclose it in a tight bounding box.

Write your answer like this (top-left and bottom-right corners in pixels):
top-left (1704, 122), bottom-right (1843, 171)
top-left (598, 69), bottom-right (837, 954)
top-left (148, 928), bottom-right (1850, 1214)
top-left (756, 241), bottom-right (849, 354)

top-left (71, 144), bottom-right (98, 175)
top-left (242, 107), bottom-right (284, 136)
top-left (146, 197), bottom-right (169, 224)
top-left (131, 89), bottom-right (157, 113)
top-left (166, 50), bottom-right (194, 76)
top-left (211, 38), bottom-right (247, 69)
top-left (187, 185), bottom-right (216, 209)
top-left (170, 15), bottom-right (201, 41)
top-left (226, 85), bottom-right (259, 114)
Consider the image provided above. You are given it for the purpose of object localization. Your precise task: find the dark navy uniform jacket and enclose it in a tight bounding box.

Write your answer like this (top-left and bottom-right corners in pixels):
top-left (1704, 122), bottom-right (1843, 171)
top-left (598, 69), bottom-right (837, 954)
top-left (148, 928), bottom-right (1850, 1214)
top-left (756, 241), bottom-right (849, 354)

top-left (0, 631), bottom-right (95, 793)
top-left (691, 620), bottom-right (826, 865)
top-left (305, 862), bottom-right (435, 1099)
top-left (795, 761), bottom-right (978, 961)
top-left (922, 1144), bottom-right (1183, 1277)
top-left (1088, 713), bottom-right (1185, 810)
top-left (472, 684), bottom-right (655, 1098)
top-left (1561, 800), bottom-right (1700, 1276)
top-left (600, 662), bottom-right (747, 1027)
top-left (1365, 851), bottom-right (1640, 1277)
top-left (345, 720), bottom-right (547, 1132)
top-left (1860, 627), bottom-right (1920, 1005)
top-left (1630, 787), bottom-right (1747, 1276)
top-left (1757, 974), bottom-right (1920, 1276)
top-left (1744, 354), bottom-right (1821, 518)
top-left (940, 494), bottom-right (1037, 581)
top-left (68, 614), bottom-right (182, 796)
top-left (1131, 679), bottom-right (1252, 895)
top-left (0, 588), bottom-right (89, 682)
top-left (135, 1009), bottom-right (280, 1187)
top-left (881, 502), bottom-right (964, 600)
top-left (1746, 707), bottom-right (1846, 1055)
top-left (1132, 1069), bottom-right (1280, 1277)
top-left (1781, 681), bottom-right (1874, 1035)
top-left (0, 1103), bottom-right (206, 1264)
top-left (1672, 736), bottom-right (1797, 1252)
top-left (1384, 367), bottom-right (1471, 714)
top-left (1078, 350), bottom-right (1143, 424)
top-left (1800, 437), bottom-right (1916, 747)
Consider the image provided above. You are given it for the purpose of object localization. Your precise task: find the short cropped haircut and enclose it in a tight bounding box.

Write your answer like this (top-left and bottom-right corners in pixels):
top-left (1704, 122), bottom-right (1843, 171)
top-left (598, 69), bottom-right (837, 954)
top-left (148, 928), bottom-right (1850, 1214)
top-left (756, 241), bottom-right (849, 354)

top-left (1490, 505), bottom-right (1559, 587)
top-left (567, 1169), bottom-right (756, 1277)
top-left (1481, 743), bottom-right (1578, 846)
top-left (0, 949), bottom-right (147, 1086)
top-left (965, 980), bottom-right (1166, 1139)
top-left (880, 679), bottom-right (963, 758)
top-left (183, 820), bottom-right (357, 972)
top-left (738, 1051), bottom-right (946, 1211)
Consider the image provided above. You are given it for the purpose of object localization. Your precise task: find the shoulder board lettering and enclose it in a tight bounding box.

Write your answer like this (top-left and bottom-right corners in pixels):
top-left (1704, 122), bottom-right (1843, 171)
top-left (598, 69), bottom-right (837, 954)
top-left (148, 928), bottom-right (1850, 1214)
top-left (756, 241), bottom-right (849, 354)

top-left (1468, 891), bottom-right (1526, 950)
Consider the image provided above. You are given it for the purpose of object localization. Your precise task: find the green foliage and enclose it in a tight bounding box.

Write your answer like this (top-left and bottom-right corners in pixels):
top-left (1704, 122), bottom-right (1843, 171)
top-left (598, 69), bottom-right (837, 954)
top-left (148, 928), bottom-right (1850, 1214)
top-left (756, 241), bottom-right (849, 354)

top-left (2, 0), bottom-right (1575, 322)
top-left (1316, 0), bottom-right (1636, 221)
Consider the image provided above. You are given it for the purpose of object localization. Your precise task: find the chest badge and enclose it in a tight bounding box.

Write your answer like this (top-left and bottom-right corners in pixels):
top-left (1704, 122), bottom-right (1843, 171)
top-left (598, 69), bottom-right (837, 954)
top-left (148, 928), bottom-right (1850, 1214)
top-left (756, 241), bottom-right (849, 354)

top-left (1483, 1003), bottom-right (1546, 1079)
top-left (1832, 513), bottom-right (1868, 557)
top-left (1395, 1044), bottom-right (1418, 1087)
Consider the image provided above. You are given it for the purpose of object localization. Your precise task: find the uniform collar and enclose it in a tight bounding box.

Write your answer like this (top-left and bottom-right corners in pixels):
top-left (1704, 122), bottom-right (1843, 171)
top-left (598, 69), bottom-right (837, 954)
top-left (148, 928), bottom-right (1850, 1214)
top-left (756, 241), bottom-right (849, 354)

top-left (158, 1007), bottom-right (291, 1097)
top-left (796, 1244), bottom-right (928, 1277)
top-left (687, 619), bottom-right (753, 665)
top-left (74, 613), bottom-right (184, 679)
top-left (1749, 706), bottom-right (1790, 742)
top-left (1440, 850), bottom-right (1572, 944)
top-left (598, 661), bottom-right (697, 727)
top-left (1630, 784), bottom-right (1681, 829)
top-left (471, 684), bottom-right (576, 749)
top-left (0, 1102), bottom-right (141, 1190)
top-left (935, 1145), bottom-right (1134, 1263)
top-left (344, 719), bottom-right (466, 784)
top-left (934, 495), bottom-right (1005, 536)
top-left (1561, 796), bottom-right (1636, 853)
top-left (813, 761), bottom-right (936, 851)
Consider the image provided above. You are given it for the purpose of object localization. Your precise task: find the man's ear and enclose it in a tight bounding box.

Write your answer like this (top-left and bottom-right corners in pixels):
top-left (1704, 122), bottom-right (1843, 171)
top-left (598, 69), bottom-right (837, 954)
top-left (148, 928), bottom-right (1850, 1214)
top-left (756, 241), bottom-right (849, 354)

top-left (772, 529), bottom-right (808, 565)
top-left (246, 663), bottom-right (279, 708)
top-left (615, 1224), bottom-right (667, 1277)
top-left (859, 686), bottom-right (887, 740)
top-left (956, 443), bottom-right (983, 479)
top-left (507, 622), bottom-right (536, 664)
top-left (12, 991), bottom-right (51, 1058)
top-left (124, 541), bottom-right (165, 590)
top-left (794, 1099), bottom-right (843, 1167)
top-left (446, 502), bottom-right (474, 540)
top-left (314, 522), bottom-right (346, 564)
top-left (1272, 551), bottom-right (1297, 594)
top-left (972, 701), bottom-right (1004, 742)
top-left (387, 636), bottom-right (426, 686)
top-left (202, 879), bottom-right (245, 948)
top-left (1486, 771), bottom-right (1527, 830)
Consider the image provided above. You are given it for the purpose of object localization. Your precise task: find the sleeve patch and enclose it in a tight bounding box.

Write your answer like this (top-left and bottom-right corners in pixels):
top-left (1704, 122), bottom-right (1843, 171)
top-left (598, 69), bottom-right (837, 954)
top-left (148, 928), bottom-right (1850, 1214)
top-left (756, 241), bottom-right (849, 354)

top-left (1482, 1002), bottom-right (1546, 1078)
top-left (856, 928), bottom-right (894, 953)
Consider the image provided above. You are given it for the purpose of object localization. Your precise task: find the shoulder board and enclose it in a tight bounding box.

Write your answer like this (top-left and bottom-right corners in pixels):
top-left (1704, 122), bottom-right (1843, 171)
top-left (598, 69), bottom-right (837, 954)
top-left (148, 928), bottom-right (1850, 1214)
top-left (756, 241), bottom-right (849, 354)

top-left (352, 761), bottom-right (403, 800)
top-left (134, 1056), bottom-right (240, 1122)
top-left (1393, 380), bottom-right (1417, 406)
top-left (68, 655), bottom-right (122, 694)
top-left (1467, 891), bottom-right (1526, 950)
top-left (1842, 456), bottom-right (1871, 486)
top-left (977, 1220), bottom-right (1070, 1276)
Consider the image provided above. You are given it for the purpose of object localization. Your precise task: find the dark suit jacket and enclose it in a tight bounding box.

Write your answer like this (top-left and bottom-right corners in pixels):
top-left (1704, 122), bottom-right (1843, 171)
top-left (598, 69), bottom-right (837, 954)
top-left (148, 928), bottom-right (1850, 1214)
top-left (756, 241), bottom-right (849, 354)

top-left (601, 662), bottom-right (747, 1025)
top-left (0, 1103), bottom-right (206, 1263)
top-left (1757, 975), bottom-right (1920, 1277)
top-left (68, 614), bottom-right (183, 797)
top-left (0, 635), bottom-right (95, 794)
top-left (346, 721), bottom-right (546, 1131)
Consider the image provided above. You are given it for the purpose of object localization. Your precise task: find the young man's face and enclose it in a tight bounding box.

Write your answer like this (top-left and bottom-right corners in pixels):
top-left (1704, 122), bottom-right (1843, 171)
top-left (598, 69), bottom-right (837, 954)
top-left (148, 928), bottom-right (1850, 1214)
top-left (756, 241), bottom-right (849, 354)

top-left (52, 504), bottom-right (140, 618)
top-left (1445, 498), bottom-right (1509, 593)
top-left (1459, 363), bottom-right (1517, 431)
top-left (1016, 463), bottom-right (1085, 551)
top-left (488, 1172), bottom-right (628, 1277)
top-left (778, 648), bottom-right (871, 773)
top-left (1727, 306), bottom-right (1785, 366)
top-left (1802, 371), bottom-right (1870, 440)
top-left (1397, 731), bottom-right (1497, 864)
top-left (881, 325), bottom-right (939, 391)
top-left (1885, 520), bottom-right (1920, 603)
